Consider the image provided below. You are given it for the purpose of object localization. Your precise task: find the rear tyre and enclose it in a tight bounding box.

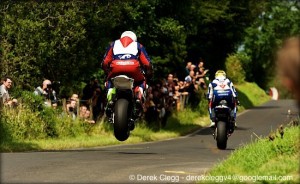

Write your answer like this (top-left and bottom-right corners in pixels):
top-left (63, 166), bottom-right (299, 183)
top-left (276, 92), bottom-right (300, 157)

top-left (216, 121), bottom-right (227, 149)
top-left (114, 99), bottom-right (130, 141)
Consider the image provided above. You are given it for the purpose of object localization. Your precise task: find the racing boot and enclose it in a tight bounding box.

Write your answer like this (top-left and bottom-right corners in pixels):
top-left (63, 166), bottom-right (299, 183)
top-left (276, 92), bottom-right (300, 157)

top-left (134, 99), bottom-right (143, 118)
top-left (134, 87), bottom-right (144, 118)
top-left (129, 118), bottom-right (135, 131)
top-left (210, 120), bottom-right (216, 128)
top-left (105, 87), bottom-right (116, 119)
top-left (105, 101), bottom-right (113, 119)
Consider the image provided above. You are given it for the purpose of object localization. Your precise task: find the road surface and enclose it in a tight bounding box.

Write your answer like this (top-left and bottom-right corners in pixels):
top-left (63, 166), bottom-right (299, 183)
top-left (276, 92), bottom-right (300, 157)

top-left (1, 100), bottom-right (298, 183)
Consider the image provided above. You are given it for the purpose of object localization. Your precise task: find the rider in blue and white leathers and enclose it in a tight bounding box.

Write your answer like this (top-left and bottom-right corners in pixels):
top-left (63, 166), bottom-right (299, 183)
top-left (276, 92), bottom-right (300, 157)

top-left (207, 70), bottom-right (240, 127)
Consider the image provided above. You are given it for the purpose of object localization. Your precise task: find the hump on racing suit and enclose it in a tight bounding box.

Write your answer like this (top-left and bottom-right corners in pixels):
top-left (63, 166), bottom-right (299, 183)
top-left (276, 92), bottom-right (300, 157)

top-left (101, 32), bottom-right (152, 85)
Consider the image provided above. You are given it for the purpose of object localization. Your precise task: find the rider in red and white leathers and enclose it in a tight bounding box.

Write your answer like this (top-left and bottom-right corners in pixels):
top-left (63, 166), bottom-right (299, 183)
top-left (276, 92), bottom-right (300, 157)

top-left (101, 31), bottom-right (153, 111)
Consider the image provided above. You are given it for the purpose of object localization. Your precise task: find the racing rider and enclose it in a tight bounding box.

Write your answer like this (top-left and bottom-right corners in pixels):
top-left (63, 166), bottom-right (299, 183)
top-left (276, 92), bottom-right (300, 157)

top-left (101, 31), bottom-right (153, 116)
top-left (207, 70), bottom-right (240, 128)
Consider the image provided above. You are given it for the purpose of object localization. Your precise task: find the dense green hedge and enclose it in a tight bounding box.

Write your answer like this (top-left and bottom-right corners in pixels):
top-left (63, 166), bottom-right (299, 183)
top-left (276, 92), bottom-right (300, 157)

top-left (0, 91), bottom-right (93, 143)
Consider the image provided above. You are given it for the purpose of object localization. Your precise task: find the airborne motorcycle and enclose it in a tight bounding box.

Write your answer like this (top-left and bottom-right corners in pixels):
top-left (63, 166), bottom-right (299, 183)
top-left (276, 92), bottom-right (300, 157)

top-left (210, 98), bottom-right (236, 150)
top-left (107, 75), bottom-right (144, 141)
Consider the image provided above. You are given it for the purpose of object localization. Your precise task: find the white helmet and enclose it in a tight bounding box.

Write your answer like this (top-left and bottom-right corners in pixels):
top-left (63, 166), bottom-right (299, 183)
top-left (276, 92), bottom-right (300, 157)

top-left (121, 31), bottom-right (137, 42)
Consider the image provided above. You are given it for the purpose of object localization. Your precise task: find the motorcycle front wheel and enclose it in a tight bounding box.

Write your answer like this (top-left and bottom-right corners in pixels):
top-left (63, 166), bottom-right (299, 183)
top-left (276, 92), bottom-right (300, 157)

top-left (114, 98), bottom-right (130, 141)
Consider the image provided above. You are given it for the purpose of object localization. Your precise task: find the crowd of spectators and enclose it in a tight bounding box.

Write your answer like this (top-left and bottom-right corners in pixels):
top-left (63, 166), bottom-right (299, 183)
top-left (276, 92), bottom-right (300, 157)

top-left (62, 78), bottom-right (103, 123)
top-left (143, 59), bottom-right (209, 125)
top-left (0, 59), bottom-right (209, 125)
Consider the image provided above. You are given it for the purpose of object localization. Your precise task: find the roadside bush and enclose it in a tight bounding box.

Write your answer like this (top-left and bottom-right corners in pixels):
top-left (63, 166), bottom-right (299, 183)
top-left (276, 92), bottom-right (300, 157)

top-left (0, 90), bottom-right (99, 142)
top-left (19, 90), bottom-right (45, 111)
top-left (197, 89), bottom-right (209, 116)
top-left (225, 54), bottom-right (246, 84)
top-left (53, 114), bottom-right (95, 138)
top-left (1, 106), bottom-right (47, 140)
top-left (39, 107), bottom-right (60, 137)
top-left (0, 111), bottom-right (13, 143)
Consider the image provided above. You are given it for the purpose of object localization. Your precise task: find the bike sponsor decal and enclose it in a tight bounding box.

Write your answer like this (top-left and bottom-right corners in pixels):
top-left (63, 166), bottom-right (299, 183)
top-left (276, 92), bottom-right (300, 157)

top-left (118, 54), bottom-right (132, 60)
top-left (116, 61), bottom-right (135, 65)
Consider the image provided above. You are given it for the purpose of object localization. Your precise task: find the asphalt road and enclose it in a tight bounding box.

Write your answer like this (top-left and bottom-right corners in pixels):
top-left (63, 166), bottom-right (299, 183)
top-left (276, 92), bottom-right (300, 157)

top-left (1, 100), bottom-right (298, 184)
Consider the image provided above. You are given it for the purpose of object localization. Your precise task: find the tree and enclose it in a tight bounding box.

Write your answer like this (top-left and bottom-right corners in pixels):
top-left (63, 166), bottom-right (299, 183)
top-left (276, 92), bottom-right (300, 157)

top-left (0, 1), bottom-right (123, 95)
top-left (0, 0), bottom-right (270, 94)
top-left (184, 0), bottom-right (268, 76)
top-left (242, 0), bottom-right (300, 88)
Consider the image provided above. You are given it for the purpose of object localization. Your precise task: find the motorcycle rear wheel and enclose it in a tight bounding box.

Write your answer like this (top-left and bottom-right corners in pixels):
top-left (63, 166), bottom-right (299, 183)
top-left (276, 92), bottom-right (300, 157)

top-left (114, 99), bottom-right (130, 141)
top-left (216, 121), bottom-right (227, 149)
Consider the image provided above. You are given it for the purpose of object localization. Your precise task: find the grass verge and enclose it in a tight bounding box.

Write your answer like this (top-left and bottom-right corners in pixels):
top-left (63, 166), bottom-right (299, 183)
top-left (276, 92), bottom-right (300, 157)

top-left (236, 82), bottom-right (271, 111)
top-left (0, 82), bottom-right (269, 152)
top-left (0, 111), bottom-right (209, 152)
top-left (205, 124), bottom-right (300, 184)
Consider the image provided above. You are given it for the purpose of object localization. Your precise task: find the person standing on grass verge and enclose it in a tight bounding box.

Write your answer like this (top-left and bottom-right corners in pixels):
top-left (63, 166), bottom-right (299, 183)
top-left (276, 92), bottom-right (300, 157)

top-left (277, 36), bottom-right (300, 109)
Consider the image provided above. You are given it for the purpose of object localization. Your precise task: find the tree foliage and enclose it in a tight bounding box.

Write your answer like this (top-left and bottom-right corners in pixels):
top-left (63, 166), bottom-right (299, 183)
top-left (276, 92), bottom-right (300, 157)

top-left (225, 54), bottom-right (246, 84)
top-left (241, 0), bottom-right (300, 88)
top-left (0, 0), bottom-right (293, 95)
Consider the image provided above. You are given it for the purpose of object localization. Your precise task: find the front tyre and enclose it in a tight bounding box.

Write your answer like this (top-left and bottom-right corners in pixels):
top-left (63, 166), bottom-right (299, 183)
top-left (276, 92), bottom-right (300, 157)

top-left (216, 121), bottom-right (227, 149)
top-left (114, 99), bottom-right (130, 141)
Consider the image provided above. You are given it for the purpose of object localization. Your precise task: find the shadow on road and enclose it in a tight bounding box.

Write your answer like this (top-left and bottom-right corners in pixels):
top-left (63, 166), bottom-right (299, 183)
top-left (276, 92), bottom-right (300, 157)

top-left (194, 125), bottom-right (252, 136)
top-left (195, 127), bottom-right (213, 135)
top-left (236, 89), bottom-right (253, 109)
top-left (235, 126), bottom-right (251, 131)
top-left (250, 106), bottom-right (280, 110)
top-left (118, 152), bottom-right (157, 155)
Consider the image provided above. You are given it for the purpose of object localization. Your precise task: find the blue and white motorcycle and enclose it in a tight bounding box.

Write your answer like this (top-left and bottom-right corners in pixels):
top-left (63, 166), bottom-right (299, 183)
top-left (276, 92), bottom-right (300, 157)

top-left (210, 91), bottom-right (237, 149)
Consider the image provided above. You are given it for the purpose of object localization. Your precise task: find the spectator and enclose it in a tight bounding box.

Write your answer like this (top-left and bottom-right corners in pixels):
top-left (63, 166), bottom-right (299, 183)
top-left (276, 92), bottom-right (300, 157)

top-left (79, 105), bottom-right (87, 117)
top-left (190, 64), bottom-right (196, 72)
top-left (71, 93), bottom-right (79, 102)
top-left (160, 80), bottom-right (168, 96)
top-left (196, 58), bottom-right (206, 72)
top-left (185, 70), bottom-right (197, 106)
top-left (79, 105), bottom-right (95, 123)
top-left (164, 76), bottom-right (176, 112)
top-left (176, 80), bottom-right (183, 92)
top-left (144, 93), bottom-right (158, 123)
top-left (0, 77), bottom-right (18, 107)
top-left (192, 77), bottom-right (199, 91)
top-left (84, 109), bottom-right (96, 124)
top-left (79, 105), bottom-right (88, 118)
top-left (91, 86), bottom-right (103, 122)
top-left (66, 98), bottom-right (77, 120)
top-left (167, 74), bottom-right (174, 86)
top-left (185, 70), bottom-right (195, 84)
top-left (185, 61), bottom-right (192, 75)
top-left (196, 60), bottom-right (209, 89)
top-left (81, 77), bottom-right (103, 112)
top-left (173, 80), bottom-right (181, 110)
top-left (196, 67), bottom-right (208, 89)
top-left (34, 79), bottom-right (57, 108)
top-left (81, 78), bottom-right (97, 106)
top-left (277, 36), bottom-right (300, 108)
